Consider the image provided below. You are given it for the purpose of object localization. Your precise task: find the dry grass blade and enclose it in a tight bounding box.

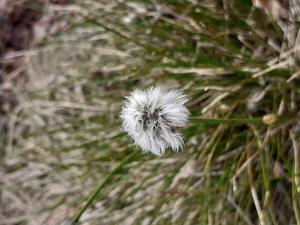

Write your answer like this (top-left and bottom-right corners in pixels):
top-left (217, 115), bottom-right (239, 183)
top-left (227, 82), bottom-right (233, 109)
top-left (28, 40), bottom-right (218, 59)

top-left (1, 0), bottom-right (300, 224)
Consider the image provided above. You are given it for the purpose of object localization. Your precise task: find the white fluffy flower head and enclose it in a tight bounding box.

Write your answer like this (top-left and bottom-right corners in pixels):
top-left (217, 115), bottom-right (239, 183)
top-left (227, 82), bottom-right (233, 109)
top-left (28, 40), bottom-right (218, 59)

top-left (120, 86), bottom-right (189, 156)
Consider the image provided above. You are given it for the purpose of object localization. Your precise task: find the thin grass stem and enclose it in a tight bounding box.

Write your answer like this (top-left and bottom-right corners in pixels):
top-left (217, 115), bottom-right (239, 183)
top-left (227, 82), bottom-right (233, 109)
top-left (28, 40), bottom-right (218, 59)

top-left (190, 117), bottom-right (263, 125)
top-left (70, 150), bottom-right (138, 224)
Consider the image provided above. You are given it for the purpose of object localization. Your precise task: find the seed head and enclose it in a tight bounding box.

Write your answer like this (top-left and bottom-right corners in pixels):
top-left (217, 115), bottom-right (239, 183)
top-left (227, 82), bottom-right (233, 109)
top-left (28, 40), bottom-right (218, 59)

top-left (120, 86), bottom-right (189, 156)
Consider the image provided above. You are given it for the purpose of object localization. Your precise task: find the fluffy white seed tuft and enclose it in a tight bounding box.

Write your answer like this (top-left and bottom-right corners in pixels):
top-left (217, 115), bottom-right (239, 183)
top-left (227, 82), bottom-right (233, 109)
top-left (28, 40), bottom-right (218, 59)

top-left (120, 86), bottom-right (189, 156)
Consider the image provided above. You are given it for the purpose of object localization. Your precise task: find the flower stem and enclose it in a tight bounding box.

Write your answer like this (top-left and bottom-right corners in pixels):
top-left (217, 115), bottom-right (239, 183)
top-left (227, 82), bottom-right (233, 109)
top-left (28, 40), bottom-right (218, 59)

top-left (191, 115), bottom-right (300, 126)
top-left (70, 150), bottom-right (138, 225)
top-left (190, 117), bottom-right (263, 125)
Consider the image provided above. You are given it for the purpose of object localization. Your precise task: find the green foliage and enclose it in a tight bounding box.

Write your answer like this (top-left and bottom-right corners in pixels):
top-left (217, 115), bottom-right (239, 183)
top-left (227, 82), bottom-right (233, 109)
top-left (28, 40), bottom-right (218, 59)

top-left (3, 0), bottom-right (300, 225)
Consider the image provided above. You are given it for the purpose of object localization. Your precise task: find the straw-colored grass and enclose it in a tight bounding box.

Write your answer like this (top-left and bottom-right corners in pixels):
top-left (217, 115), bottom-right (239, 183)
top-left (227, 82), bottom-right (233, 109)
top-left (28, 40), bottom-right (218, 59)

top-left (1, 0), bottom-right (300, 225)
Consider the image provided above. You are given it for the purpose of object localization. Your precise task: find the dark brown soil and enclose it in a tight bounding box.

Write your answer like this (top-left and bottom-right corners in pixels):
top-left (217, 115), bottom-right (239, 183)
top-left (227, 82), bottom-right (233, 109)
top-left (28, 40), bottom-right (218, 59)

top-left (0, 0), bottom-right (70, 165)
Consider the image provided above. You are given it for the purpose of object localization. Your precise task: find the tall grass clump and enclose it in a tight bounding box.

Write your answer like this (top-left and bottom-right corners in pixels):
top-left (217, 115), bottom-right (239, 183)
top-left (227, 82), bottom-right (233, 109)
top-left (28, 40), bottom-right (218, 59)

top-left (2, 0), bottom-right (300, 225)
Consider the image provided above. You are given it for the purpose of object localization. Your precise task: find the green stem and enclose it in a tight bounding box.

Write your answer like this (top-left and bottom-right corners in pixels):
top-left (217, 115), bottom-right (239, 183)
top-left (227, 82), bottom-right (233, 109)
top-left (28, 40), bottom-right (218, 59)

top-left (190, 115), bottom-right (300, 126)
top-left (70, 151), bottom-right (138, 225)
top-left (190, 117), bottom-right (263, 125)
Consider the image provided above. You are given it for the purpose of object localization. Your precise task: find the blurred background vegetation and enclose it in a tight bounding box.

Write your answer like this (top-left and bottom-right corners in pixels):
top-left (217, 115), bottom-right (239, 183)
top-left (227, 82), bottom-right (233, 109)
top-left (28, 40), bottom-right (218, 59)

top-left (1, 0), bottom-right (300, 224)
